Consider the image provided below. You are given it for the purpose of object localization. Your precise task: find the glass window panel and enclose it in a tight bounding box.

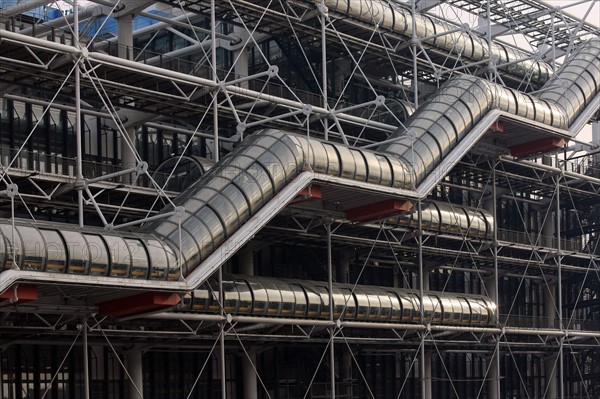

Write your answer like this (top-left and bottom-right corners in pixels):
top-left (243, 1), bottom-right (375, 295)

top-left (40, 230), bottom-right (66, 273)
top-left (469, 298), bottom-right (481, 324)
top-left (398, 294), bottom-right (413, 321)
top-left (378, 293), bottom-right (393, 321)
top-left (163, 242), bottom-right (180, 281)
top-left (191, 288), bottom-right (209, 311)
top-left (440, 297), bottom-right (453, 323)
top-left (103, 235), bottom-right (131, 278)
top-left (422, 296), bottom-right (435, 322)
top-left (409, 294), bottom-right (421, 322)
top-left (340, 288), bottom-right (356, 319)
top-left (275, 281), bottom-right (295, 316)
top-left (60, 230), bottom-right (89, 274)
top-left (146, 239), bottom-right (168, 280)
top-left (477, 300), bottom-right (489, 324)
top-left (354, 288), bottom-right (370, 320)
top-left (451, 298), bottom-right (462, 323)
top-left (330, 288), bottom-right (346, 319)
top-left (222, 280), bottom-right (239, 313)
top-left (0, 223), bottom-right (22, 269)
top-left (236, 280), bottom-right (253, 314)
top-left (430, 296), bottom-right (442, 322)
top-left (303, 285), bottom-right (321, 318)
top-left (207, 193), bottom-right (238, 237)
top-left (263, 280), bottom-right (282, 315)
top-left (206, 278), bottom-right (220, 312)
top-left (290, 284), bottom-right (307, 317)
top-left (16, 226), bottom-right (45, 271)
top-left (247, 281), bottom-right (267, 315)
top-left (316, 286), bottom-right (330, 318)
top-left (0, 232), bottom-right (5, 269)
top-left (364, 288), bottom-right (381, 320)
top-left (221, 184), bottom-right (249, 227)
top-left (84, 234), bottom-right (109, 276)
top-left (459, 298), bottom-right (471, 323)
top-left (125, 238), bottom-right (148, 279)
top-left (194, 207), bottom-right (224, 247)
top-left (388, 292), bottom-right (402, 321)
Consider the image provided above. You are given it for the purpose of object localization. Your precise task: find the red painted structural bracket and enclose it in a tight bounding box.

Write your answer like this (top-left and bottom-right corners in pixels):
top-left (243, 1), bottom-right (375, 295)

top-left (346, 199), bottom-right (413, 222)
top-left (290, 184), bottom-right (322, 205)
top-left (486, 120), bottom-right (505, 136)
top-left (98, 292), bottom-right (182, 317)
top-left (0, 284), bottom-right (38, 306)
top-left (510, 137), bottom-right (567, 157)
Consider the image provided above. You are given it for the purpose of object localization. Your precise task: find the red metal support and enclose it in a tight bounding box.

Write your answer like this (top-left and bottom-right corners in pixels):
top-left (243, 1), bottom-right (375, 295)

top-left (0, 284), bottom-right (38, 306)
top-left (486, 120), bottom-right (505, 136)
top-left (346, 200), bottom-right (413, 222)
top-left (510, 137), bottom-right (567, 157)
top-left (290, 184), bottom-right (322, 205)
top-left (98, 292), bottom-right (181, 317)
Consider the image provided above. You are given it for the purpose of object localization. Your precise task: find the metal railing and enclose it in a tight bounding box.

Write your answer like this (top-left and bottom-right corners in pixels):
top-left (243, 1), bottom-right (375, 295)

top-left (497, 228), bottom-right (583, 252)
top-left (0, 148), bottom-right (173, 188)
top-left (501, 314), bottom-right (600, 331)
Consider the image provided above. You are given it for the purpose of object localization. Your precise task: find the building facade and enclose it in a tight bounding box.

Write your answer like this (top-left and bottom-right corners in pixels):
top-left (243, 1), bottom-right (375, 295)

top-left (1, 0), bottom-right (600, 397)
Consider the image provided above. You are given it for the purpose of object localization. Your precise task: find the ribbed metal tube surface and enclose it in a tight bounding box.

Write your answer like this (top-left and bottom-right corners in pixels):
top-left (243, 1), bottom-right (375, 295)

top-left (313, 0), bottom-right (553, 84)
top-left (185, 274), bottom-right (497, 326)
top-left (377, 74), bottom-right (568, 183)
top-left (142, 130), bottom-right (414, 275)
top-left (538, 40), bottom-right (600, 125)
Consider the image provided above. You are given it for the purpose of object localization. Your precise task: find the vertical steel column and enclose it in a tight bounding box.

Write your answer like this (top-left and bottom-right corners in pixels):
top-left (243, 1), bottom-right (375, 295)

top-left (83, 318), bottom-right (90, 399)
top-left (74, 0), bottom-right (84, 227)
top-left (417, 200), bottom-right (427, 398)
top-left (240, 250), bottom-right (258, 399)
top-left (327, 223), bottom-right (336, 397)
top-left (320, 1), bottom-right (329, 140)
top-left (219, 267), bottom-right (227, 399)
top-left (491, 163), bottom-right (500, 399)
top-left (117, 14), bottom-right (136, 181)
top-left (411, 0), bottom-right (419, 108)
top-left (556, 160), bottom-right (564, 399)
top-left (211, 0), bottom-right (219, 161)
top-left (127, 349), bottom-right (144, 399)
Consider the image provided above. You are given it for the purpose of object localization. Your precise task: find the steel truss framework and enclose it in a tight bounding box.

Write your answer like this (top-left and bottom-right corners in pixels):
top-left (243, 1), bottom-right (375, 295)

top-left (0, 0), bottom-right (600, 398)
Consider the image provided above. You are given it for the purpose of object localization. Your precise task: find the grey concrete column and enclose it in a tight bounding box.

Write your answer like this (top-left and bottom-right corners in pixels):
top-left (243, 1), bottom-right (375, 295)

top-left (117, 14), bottom-right (137, 180)
top-left (545, 283), bottom-right (557, 328)
top-left (485, 277), bottom-right (500, 399)
top-left (424, 353), bottom-right (432, 399)
top-left (338, 250), bottom-right (352, 284)
top-left (117, 14), bottom-right (134, 60)
top-left (333, 60), bottom-right (351, 96)
top-left (242, 354), bottom-right (258, 399)
top-left (239, 249), bottom-right (258, 399)
top-left (232, 25), bottom-right (249, 88)
top-left (340, 351), bottom-right (353, 397)
top-left (541, 155), bottom-right (555, 248)
top-left (422, 263), bottom-right (431, 399)
top-left (592, 121), bottom-right (600, 146)
top-left (544, 283), bottom-right (558, 398)
top-left (121, 127), bottom-right (137, 182)
top-left (126, 349), bottom-right (143, 399)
